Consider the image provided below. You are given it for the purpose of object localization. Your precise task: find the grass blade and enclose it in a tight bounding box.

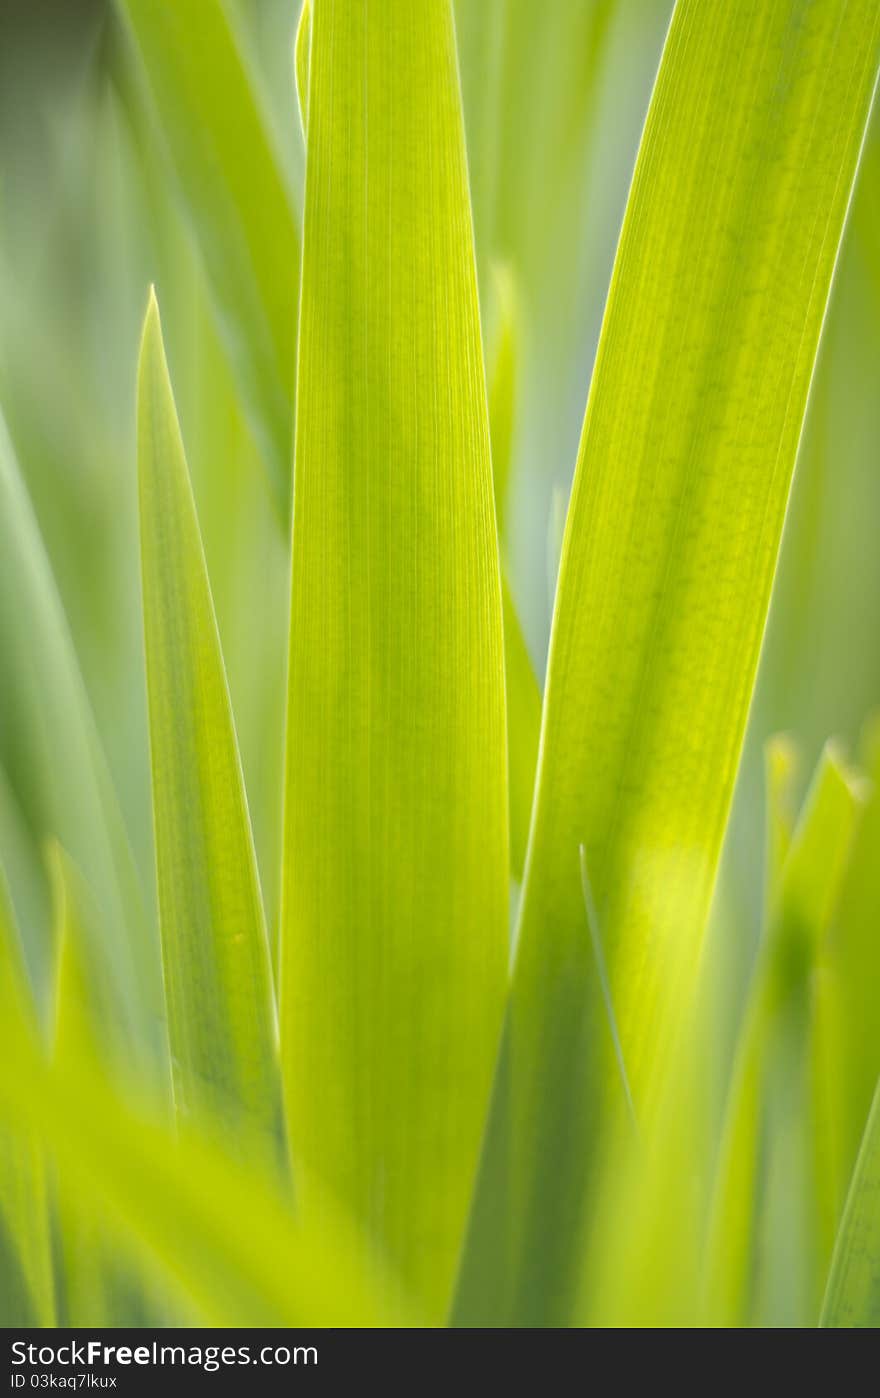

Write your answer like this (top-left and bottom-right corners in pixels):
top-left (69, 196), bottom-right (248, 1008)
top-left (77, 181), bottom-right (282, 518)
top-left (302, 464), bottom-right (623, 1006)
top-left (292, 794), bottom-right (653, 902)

top-left (460, 0), bottom-right (880, 1324)
top-left (281, 0), bottom-right (508, 1320)
top-left (138, 292), bottom-right (284, 1158)
top-left (116, 0), bottom-right (301, 513)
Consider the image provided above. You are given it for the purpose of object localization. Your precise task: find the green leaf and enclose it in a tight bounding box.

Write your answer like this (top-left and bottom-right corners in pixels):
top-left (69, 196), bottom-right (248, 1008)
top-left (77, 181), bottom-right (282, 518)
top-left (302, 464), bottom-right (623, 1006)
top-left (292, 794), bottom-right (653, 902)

top-left (116, 0), bottom-right (302, 514)
top-left (138, 292), bottom-right (284, 1159)
top-left (0, 867), bottom-right (55, 1326)
top-left (822, 1073), bottom-right (880, 1327)
top-left (280, 0), bottom-right (508, 1320)
top-left (458, 0), bottom-right (880, 1325)
top-left (705, 743), bottom-right (865, 1325)
top-left (0, 410), bottom-right (160, 1058)
top-left (0, 991), bottom-right (407, 1328)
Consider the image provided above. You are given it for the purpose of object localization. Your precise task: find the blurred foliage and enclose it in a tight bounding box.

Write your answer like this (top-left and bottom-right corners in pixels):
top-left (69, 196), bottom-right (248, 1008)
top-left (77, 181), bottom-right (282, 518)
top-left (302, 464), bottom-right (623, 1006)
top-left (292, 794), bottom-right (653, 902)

top-left (0, 0), bottom-right (878, 1326)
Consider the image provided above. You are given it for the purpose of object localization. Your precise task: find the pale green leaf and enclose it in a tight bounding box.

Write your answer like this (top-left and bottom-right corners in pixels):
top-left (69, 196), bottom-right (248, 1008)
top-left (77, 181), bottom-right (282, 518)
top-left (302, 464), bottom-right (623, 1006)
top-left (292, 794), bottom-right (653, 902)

top-left (138, 293), bottom-right (284, 1159)
top-left (281, 0), bottom-right (508, 1320)
top-left (116, 0), bottom-right (302, 513)
top-left (0, 410), bottom-right (160, 1058)
top-left (459, 0), bottom-right (880, 1325)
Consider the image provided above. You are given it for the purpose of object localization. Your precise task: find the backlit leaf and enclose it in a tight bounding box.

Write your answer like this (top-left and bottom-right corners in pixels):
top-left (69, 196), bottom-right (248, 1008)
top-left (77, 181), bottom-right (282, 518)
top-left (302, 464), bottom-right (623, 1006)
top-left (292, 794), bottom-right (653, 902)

top-left (281, 0), bottom-right (509, 1320)
top-left (458, 0), bottom-right (880, 1324)
top-left (138, 293), bottom-right (284, 1159)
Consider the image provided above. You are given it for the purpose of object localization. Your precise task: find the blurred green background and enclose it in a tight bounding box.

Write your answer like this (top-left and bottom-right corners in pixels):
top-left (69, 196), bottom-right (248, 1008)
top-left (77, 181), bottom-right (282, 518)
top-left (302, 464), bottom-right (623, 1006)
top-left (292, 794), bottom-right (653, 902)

top-left (0, 0), bottom-right (878, 1212)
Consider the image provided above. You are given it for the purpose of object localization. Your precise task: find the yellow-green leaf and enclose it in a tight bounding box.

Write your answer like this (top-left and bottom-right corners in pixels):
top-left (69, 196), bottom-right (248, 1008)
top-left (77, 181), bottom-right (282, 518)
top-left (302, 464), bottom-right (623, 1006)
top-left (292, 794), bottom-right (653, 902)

top-left (117, 0), bottom-right (301, 513)
top-left (138, 292), bottom-right (284, 1158)
top-left (281, 0), bottom-right (508, 1321)
top-left (459, 0), bottom-right (880, 1324)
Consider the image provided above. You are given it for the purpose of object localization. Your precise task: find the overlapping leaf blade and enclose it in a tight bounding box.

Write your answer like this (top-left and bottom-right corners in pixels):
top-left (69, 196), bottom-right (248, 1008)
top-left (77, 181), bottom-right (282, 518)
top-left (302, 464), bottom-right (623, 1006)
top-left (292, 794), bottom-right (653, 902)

top-left (458, 0), bottom-right (880, 1325)
top-left (281, 0), bottom-right (508, 1320)
top-left (138, 293), bottom-right (284, 1158)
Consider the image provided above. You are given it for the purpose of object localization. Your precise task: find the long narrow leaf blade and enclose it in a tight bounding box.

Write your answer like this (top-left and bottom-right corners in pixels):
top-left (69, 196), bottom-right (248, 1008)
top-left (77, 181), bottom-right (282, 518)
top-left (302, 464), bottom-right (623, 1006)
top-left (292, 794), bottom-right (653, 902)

top-left (462, 0), bottom-right (880, 1324)
top-left (138, 293), bottom-right (283, 1156)
top-left (281, 0), bottom-right (509, 1320)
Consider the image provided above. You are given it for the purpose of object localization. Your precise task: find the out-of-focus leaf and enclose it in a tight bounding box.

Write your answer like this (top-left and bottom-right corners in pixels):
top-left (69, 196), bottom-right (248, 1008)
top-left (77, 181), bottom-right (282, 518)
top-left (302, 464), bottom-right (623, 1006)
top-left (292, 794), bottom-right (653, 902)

top-left (822, 1074), bottom-right (880, 1327)
top-left (823, 719), bottom-right (880, 1180)
top-left (763, 735), bottom-right (800, 924)
top-left (116, 0), bottom-right (302, 514)
top-left (281, 0), bottom-right (508, 1321)
top-left (0, 763), bottom-right (49, 997)
top-left (705, 744), bottom-right (865, 1325)
top-left (0, 994), bottom-right (407, 1328)
top-left (49, 844), bottom-right (149, 1326)
top-left (0, 867), bottom-right (55, 1326)
top-left (458, 0), bottom-right (880, 1325)
top-left (0, 410), bottom-right (160, 1056)
top-left (138, 293), bottom-right (284, 1158)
